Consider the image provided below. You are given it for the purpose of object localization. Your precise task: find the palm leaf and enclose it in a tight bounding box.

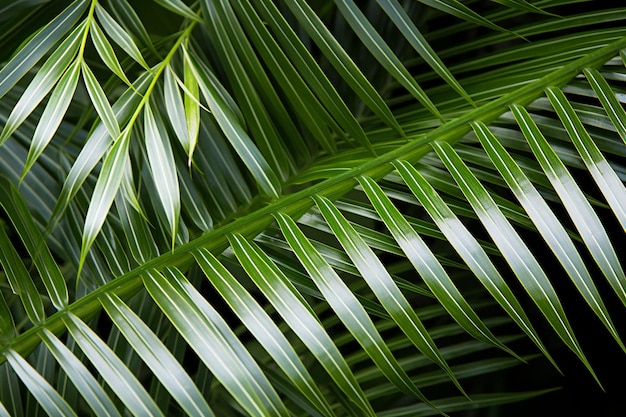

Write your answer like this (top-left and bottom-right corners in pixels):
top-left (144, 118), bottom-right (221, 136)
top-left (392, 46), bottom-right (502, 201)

top-left (1, 1), bottom-right (626, 416)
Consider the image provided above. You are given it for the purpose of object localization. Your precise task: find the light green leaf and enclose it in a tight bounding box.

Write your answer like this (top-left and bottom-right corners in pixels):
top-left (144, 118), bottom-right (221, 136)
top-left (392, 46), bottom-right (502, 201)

top-left (100, 293), bottom-right (214, 417)
top-left (0, 22), bottom-right (84, 146)
top-left (0, 0), bottom-right (87, 99)
top-left (511, 104), bottom-right (626, 309)
top-left (144, 101), bottom-right (180, 246)
top-left (273, 212), bottom-right (439, 410)
top-left (163, 65), bottom-right (190, 156)
top-left (184, 48), bottom-right (281, 199)
top-left (183, 55), bottom-right (200, 163)
top-left (95, 4), bottom-right (150, 70)
top-left (82, 62), bottom-right (120, 140)
top-left (194, 248), bottom-right (336, 417)
top-left (312, 194), bottom-right (464, 395)
top-left (89, 20), bottom-right (133, 87)
top-left (143, 268), bottom-right (289, 417)
top-left (473, 120), bottom-right (624, 351)
top-left (229, 233), bottom-right (377, 417)
top-left (20, 59), bottom-right (81, 181)
top-left (4, 350), bottom-right (77, 417)
top-left (39, 329), bottom-right (121, 417)
top-left (358, 174), bottom-right (517, 356)
top-left (432, 140), bottom-right (598, 385)
top-left (64, 313), bottom-right (164, 417)
top-left (546, 86), bottom-right (626, 231)
top-left (79, 127), bottom-right (132, 277)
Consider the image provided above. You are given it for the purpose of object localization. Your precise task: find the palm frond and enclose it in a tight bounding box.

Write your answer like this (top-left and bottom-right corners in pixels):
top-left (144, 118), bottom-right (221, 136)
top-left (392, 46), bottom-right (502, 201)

top-left (1, 1), bottom-right (626, 415)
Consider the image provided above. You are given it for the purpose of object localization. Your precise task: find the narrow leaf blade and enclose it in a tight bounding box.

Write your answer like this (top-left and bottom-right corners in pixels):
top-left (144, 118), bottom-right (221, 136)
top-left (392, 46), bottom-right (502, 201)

top-left (313, 194), bottom-right (464, 395)
top-left (5, 350), bottom-right (77, 417)
top-left (194, 248), bottom-right (336, 417)
top-left (473, 121), bottom-right (624, 351)
top-left (229, 233), bottom-right (377, 417)
top-left (65, 313), bottom-right (164, 417)
top-left (39, 329), bottom-right (121, 417)
top-left (143, 267), bottom-right (289, 417)
top-left (432, 140), bottom-right (598, 385)
top-left (82, 62), bottom-right (121, 139)
top-left (21, 60), bottom-right (81, 181)
top-left (79, 128), bottom-right (132, 276)
top-left (101, 294), bottom-right (214, 417)
top-left (144, 102), bottom-right (180, 246)
top-left (95, 4), bottom-right (150, 69)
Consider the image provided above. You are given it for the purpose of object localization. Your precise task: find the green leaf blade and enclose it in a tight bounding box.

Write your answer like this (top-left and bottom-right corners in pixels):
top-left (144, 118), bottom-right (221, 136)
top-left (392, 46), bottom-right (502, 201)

top-left (100, 294), bottom-right (215, 417)
top-left (546, 86), bottom-right (626, 231)
top-left (4, 350), bottom-right (77, 417)
top-left (39, 329), bottom-right (121, 417)
top-left (143, 267), bottom-right (289, 417)
top-left (95, 4), bottom-right (150, 70)
top-left (144, 101), bottom-right (180, 246)
top-left (312, 194), bottom-right (464, 395)
top-left (21, 59), bottom-right (81, 181)
top-left (81, 62), bottom-right (121, 139)
top-left (89, 20), bottom-right (133, 87)
top-left (64, 313), bottom-right (165, 417)
top-left (0, 22), bottom-right (84, 147)
top-left (194, 247), bottom-right (336, 417)
top-left (229, 233), bottom-right (377, 417)
top-left (432, 140), bottom-right (598, 385)
top-left (163, 65), bottom-right (190, 153)
top-left (473, 120), bottom-right (624, 351)
top-left (0, 222), bottom-right (45, 323)
top-left (153, 0), bottom-right (202, 22)
top-left (583, 67), bottom-right (626, 144)
top-left (79, 128), bottom-right (132, 276)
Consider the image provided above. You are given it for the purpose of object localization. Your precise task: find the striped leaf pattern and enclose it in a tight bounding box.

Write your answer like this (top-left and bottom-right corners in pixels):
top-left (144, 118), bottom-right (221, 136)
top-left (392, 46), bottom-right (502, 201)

top-left (1, 1), bottom-right (626, 416)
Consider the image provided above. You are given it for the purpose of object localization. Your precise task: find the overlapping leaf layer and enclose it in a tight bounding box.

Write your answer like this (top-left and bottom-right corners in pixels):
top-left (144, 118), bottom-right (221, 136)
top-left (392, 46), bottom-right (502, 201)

top-left (1, 1), bottom-right (625, 415)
